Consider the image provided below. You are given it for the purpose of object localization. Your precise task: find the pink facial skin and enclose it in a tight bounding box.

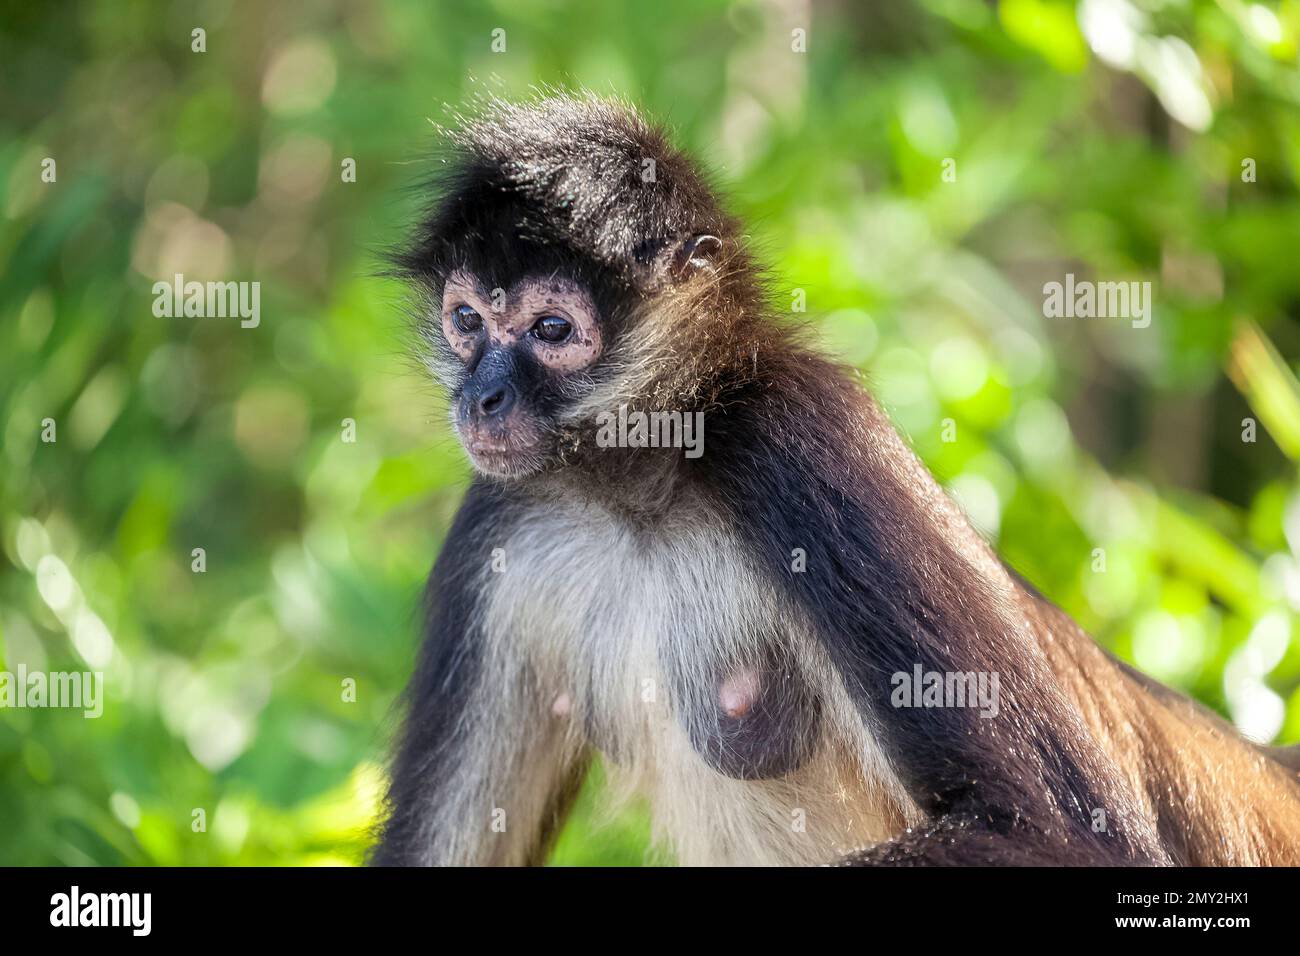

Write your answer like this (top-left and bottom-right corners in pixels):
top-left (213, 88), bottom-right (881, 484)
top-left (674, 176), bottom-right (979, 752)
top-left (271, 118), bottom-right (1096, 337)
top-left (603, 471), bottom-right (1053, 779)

top-left (440, 270), bottom-right (602, 371)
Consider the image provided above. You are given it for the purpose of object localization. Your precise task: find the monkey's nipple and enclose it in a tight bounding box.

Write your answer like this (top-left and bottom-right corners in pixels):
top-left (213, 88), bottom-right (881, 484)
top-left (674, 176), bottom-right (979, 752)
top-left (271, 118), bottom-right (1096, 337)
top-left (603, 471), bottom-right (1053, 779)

top-left (719, 670), bottom-right (761, 719)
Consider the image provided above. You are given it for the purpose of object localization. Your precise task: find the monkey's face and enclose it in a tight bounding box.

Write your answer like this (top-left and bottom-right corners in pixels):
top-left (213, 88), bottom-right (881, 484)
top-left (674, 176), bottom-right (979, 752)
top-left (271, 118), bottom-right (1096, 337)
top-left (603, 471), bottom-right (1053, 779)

top-left (439, 269), bottom-right (603, 479)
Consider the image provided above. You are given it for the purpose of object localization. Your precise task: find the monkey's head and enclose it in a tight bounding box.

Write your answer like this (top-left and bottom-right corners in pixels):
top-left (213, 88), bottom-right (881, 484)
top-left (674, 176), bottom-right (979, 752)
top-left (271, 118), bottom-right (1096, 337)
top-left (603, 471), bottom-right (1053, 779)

top-left (399, 94), bottom-right (761, 480)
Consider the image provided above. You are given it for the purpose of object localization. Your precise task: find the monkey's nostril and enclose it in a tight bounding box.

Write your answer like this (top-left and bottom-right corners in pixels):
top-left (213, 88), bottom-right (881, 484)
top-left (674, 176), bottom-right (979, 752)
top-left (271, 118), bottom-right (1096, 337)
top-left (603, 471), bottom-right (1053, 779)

top-left (477, 383), bottom-right (514, 418)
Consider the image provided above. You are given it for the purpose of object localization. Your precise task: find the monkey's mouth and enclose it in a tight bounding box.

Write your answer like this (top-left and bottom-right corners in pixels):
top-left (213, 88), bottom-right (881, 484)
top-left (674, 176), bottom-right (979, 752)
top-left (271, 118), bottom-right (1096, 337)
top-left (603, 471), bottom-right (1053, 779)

top-left (461, 436), bottom-right (545, 478)
top-left (456, 412), bottom-right (549, 479)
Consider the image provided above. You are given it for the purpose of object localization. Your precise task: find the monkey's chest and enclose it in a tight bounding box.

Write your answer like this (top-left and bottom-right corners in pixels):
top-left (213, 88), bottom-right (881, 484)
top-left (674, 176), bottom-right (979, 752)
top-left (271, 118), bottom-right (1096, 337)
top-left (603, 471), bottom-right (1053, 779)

top-left (482, 507), bottom-right (909, 863)
top-left (488, 508), bottom-right (821, 775)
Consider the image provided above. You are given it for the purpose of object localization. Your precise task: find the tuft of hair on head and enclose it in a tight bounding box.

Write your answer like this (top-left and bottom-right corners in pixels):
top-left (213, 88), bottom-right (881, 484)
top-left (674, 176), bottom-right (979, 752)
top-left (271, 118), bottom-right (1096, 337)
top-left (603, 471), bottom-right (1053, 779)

top-left (399, 91), bottom-right (748, 292)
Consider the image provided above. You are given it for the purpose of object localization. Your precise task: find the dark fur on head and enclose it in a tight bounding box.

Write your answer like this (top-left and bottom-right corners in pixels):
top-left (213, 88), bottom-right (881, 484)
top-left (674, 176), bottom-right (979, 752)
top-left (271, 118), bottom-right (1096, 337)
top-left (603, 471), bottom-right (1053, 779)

top-left (397, 94), bottom-right (734, 293)
top-left (396, 93), bottom-right (776, 493)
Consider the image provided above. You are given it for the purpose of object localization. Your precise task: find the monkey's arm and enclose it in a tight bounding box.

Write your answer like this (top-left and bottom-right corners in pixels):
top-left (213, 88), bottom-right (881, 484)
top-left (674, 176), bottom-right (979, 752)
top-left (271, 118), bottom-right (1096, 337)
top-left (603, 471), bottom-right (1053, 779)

top-left (373, 483), bottom-right (586, 866)
top-left (707, 376), bottom-right (1165, 865)
top-left (837, 815), bottom-right (1134, 866)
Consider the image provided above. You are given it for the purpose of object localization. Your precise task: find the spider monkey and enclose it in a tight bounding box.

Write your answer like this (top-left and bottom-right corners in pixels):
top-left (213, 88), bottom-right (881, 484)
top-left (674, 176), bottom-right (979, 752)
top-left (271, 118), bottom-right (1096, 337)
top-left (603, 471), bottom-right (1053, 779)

top-left (373, 94), bottom-right (1300, 866)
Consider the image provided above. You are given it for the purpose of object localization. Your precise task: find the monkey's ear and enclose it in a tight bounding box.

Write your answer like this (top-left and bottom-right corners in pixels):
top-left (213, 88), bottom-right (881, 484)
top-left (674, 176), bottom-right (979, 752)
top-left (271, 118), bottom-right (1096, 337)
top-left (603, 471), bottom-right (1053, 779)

top-left (672, 234), bottom-right (723, 279)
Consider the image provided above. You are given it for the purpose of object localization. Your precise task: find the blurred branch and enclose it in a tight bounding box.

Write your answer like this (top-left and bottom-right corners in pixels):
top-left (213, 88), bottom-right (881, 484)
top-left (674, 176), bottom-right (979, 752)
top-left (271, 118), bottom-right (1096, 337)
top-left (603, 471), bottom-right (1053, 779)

top-left (1228, 319), bottom-right (1300, 462)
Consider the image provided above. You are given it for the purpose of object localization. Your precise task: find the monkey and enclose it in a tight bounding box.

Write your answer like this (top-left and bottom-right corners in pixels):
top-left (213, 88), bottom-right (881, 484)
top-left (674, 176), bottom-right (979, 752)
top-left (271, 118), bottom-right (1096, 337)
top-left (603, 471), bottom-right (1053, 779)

top-left (372, 93), bottom-right (1300, 867)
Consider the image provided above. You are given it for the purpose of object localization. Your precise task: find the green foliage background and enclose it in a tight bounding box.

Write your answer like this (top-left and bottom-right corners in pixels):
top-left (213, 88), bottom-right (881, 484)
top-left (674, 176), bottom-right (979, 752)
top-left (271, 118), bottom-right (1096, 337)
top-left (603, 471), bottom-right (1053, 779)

top-left (1, 0), bottom-right (1299, 866)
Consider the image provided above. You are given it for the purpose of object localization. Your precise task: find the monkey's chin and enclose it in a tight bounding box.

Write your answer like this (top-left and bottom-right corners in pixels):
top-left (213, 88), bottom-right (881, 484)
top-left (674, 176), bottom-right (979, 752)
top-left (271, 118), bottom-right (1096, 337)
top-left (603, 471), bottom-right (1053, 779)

top-left (464, 445), bottom-right (546, 480)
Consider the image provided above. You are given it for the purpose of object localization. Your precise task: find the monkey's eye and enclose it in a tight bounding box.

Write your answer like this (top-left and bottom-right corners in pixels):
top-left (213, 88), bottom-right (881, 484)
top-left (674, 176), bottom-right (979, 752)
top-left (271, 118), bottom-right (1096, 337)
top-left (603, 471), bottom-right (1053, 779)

top-left (451, 305), bottom-right (482, 334)
top-left (532, 315), bottom-right (572, 344)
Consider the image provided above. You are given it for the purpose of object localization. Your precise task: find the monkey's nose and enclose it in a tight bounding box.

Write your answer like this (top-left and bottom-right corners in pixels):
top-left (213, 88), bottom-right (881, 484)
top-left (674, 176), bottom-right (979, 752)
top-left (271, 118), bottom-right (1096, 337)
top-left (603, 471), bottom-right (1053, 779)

top-left (476, 382), bottom-right (515, 418)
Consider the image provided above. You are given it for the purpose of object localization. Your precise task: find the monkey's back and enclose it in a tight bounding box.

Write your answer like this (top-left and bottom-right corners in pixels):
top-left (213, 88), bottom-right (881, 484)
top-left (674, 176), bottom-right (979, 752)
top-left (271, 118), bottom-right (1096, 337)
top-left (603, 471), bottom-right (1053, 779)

top-left (1030, 593), bottom-right (1300, 865)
